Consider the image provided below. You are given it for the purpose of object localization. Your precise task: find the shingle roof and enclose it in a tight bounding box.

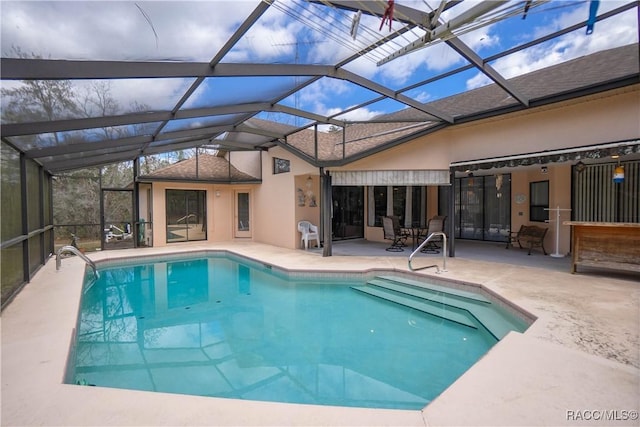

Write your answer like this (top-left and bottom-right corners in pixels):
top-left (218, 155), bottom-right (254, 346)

top-left (430, 44), bottom-right (640, 118)
top-left (139, 153), bottom-right (259, 181)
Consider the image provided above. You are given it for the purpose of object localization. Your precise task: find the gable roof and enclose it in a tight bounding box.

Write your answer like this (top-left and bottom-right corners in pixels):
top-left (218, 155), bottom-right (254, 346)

top-left (139, 154), bottom-right (259, 182)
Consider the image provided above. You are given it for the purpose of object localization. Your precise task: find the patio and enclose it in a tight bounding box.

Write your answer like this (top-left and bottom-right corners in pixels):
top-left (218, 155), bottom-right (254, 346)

top-left (312, 238), bottom-right (575, 272)
top-left (1, 241), bottom-right (638, 426)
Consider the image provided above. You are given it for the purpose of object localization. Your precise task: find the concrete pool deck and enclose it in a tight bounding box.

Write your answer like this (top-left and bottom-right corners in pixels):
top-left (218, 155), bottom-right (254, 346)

top-left (1, 242), bottom-right (639, 426)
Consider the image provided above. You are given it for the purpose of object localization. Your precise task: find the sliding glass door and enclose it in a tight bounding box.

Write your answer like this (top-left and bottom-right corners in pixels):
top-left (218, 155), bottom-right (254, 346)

top-left (166, 190), bottom-right (207, 243)
top-left (453, 174), bottom-right (511, 241)
top-left (332, 186), bottom-right (364, 240)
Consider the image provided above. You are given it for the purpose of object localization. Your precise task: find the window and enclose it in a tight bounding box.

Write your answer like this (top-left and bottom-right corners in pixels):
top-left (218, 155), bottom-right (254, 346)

top-left (530, 180), bottom-right (549, 222)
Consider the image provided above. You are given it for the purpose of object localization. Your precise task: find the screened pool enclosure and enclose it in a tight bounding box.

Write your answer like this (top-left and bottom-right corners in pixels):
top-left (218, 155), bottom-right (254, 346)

top-left (2, 1), bottom-right (639, 308)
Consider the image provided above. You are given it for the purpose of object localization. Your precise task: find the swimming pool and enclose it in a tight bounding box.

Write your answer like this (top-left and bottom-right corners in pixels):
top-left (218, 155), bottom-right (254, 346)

top-left (66, 252), bottom-right (529, 410)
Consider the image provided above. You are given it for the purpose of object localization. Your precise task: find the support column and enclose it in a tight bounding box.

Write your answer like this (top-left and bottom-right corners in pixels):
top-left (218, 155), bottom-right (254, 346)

top-left (448, 169), bottom-right (456, 257)
top-left (321, 169), bottom-right (332, 257)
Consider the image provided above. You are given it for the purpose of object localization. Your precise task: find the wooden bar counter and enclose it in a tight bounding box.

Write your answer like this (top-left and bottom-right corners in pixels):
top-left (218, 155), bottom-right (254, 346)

top-left (563, 221), bottom-right (640, 274)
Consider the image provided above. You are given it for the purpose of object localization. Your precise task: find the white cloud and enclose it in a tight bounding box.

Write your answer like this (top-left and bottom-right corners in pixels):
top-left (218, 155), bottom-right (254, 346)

top-left (330, 106), bottom-right (384, 122)
top-left (284, 77), bottom-right (361, 122)
top-left (465, 3), bottom-right (637, 90)
top-left (1, 1), bottom-right (260, 61)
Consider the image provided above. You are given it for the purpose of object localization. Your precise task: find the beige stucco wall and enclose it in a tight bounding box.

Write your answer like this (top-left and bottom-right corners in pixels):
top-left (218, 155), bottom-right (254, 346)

top-left (149, 181), bottom-right (258, 247)
top-left (252, 147), bottom-right (320, 250)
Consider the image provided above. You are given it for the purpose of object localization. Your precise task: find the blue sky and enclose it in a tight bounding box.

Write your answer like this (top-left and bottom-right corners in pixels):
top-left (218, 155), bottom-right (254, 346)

top-left (1, 1), bottom-right (638, 129)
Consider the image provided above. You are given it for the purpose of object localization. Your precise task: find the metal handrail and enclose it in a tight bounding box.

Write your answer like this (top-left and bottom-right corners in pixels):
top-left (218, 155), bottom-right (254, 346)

top-left (408, 232), bottom-right (448, 273)
top-left (56, 245), bottom-right (99, 279)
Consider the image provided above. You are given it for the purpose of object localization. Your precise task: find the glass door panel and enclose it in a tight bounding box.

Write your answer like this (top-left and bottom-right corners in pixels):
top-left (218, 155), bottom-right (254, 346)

top-left (235, 191), bottom-right (251, 238)
top-left (332, 186), bottom-right (364, 240)
top-left (459, 177), bottom-right (484, 240)
top-left (454, 174), bottom-right (511, 241)
top-left (483, 174), bottom-right (511, 241)
top-left (166, 189), bottom-right (207, 243)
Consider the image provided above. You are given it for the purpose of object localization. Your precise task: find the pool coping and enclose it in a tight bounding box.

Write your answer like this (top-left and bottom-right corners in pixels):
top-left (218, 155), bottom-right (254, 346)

top-left (2, 242), bottom-right (639, 426)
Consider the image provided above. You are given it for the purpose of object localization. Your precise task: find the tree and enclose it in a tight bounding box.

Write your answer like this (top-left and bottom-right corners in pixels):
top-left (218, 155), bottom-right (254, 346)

top-left (1, 48), bottom-right (79, 147)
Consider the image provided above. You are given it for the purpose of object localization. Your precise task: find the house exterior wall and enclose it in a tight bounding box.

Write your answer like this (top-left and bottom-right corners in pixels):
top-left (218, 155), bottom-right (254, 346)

top-left (253, 147), bottom-right (320, 249)
top-left (149, 181), bottom-right (258, 247)
top-left (328, 86), bottom-right (639, 254)
top-left (145, 86), bottom-right (638, 254)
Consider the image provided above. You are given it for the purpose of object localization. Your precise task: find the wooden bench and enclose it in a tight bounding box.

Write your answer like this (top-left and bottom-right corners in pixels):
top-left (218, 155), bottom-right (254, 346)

top-left (506, 225), bottom-right (548, 255)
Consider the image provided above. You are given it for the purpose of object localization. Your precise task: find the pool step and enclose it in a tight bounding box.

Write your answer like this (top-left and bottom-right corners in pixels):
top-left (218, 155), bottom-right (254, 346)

top-left (350, 285), bottom-right (478, 330)
top-left (373, 275), bottom-right (490, 304)
top-left (355, 276), bottom-right (525, 340)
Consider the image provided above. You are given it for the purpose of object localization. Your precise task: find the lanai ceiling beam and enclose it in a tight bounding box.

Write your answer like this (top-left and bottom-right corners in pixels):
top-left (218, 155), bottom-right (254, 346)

top-left (333, 68), bottom-right (453, 122)
top-left (0, 59), bottom-right (452, 121)
top-left (1, 101), bottom-right (345, 138)
top-left (25, 135), bottom-right (150, 159)
top-left (445, 38), bottom-right (530, 106)
top-left (377, 1), bottom-right (508, 64)
top-left (322, 1), bottom-right (529, 108)
top-left (143, 1), bottom-right (274, 154)
top-left (44, 149), bottom-right (144, 173)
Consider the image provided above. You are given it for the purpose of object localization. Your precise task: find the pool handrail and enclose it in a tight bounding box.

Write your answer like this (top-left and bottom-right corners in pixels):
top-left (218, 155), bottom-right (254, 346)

top-left (408, 232), bottom-right (448, 273)
top-left (56, 245), bottom-right (99, 279)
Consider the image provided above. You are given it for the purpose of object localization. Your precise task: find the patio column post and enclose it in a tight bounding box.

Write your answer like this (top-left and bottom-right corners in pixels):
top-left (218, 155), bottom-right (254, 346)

top-left (133, 157), bottom-right (140, 248)
top-left (448, 168), bottom-right (456, 257)
top-left (321, 168), bottom-right (332, 257)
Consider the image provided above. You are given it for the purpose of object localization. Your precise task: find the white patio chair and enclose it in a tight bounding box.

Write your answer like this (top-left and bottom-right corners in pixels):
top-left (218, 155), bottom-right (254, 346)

top-left (298, 220), bottom-right (320, 249)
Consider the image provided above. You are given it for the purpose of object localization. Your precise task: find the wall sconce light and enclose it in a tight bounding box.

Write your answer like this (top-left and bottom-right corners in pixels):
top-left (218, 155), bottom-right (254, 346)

top-left (575, 161), bottom-right (585, 173)
top-left (306, 176), bottom-right (313, 189)
top-left (541, 166), bottom-right (548, 174)
top-left (215, 190), bottom-right (221, 197)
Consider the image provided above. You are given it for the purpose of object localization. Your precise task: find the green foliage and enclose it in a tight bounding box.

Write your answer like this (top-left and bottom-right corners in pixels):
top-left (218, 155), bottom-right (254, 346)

top-left (2, 48), bottom-right (197, 243)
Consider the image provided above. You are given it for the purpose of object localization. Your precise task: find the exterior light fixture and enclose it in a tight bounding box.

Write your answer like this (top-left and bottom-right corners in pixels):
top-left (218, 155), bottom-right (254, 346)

top-left (215, 190), bottom-right (221, 197)
top-left (541, 166), bottom-right (548, 174)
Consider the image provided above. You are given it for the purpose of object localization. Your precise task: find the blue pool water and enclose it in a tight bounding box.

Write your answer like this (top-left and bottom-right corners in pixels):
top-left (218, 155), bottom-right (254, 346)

top-left (67, 253), bottom-right (528, 410)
